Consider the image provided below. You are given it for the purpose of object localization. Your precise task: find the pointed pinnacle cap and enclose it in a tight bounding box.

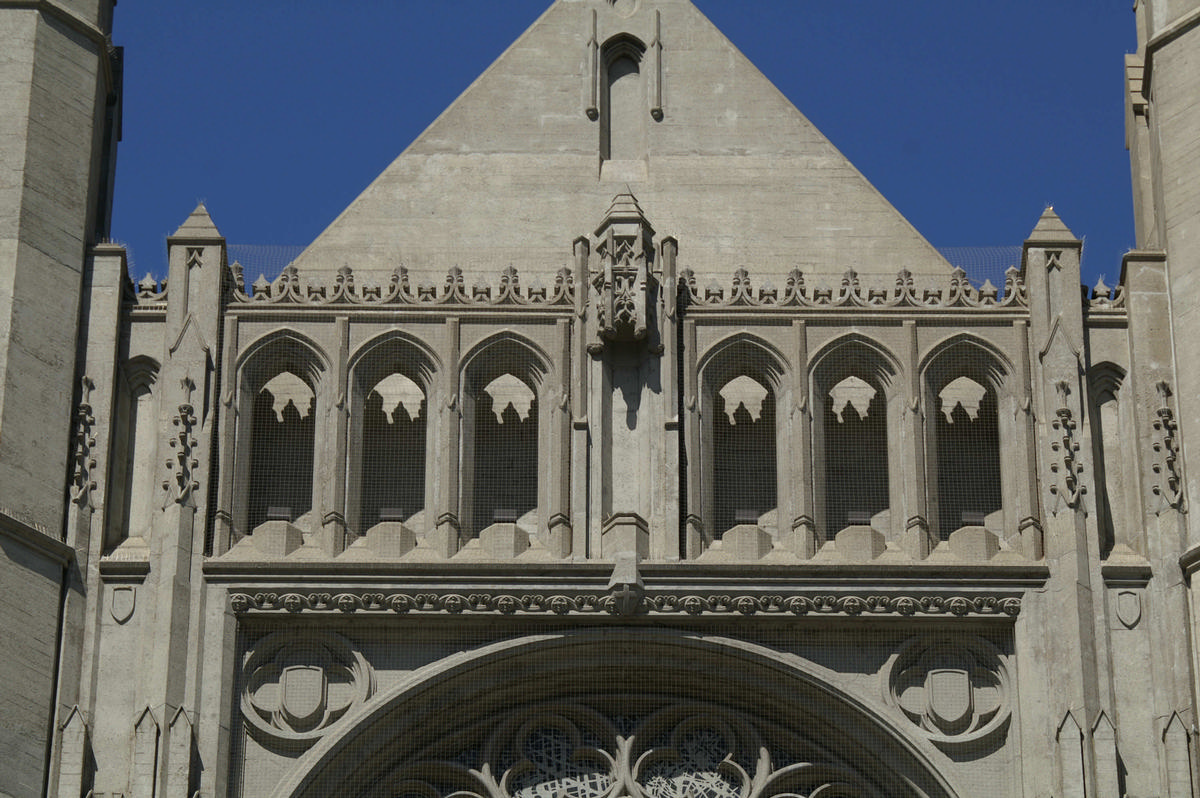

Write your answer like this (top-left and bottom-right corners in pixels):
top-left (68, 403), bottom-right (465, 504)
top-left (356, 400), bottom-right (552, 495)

top-left (169, 202), bottom-right (223, 240)
top-left (1026, 206), bottom-right (1079, 244)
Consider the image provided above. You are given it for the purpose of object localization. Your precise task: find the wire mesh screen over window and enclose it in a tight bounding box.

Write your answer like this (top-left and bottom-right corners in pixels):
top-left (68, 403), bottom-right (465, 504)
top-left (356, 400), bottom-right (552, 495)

top-left (824, 376), bottom-right (889, 537)
top-left (470, 374), bottom-right (539, 536)
top-left (248, 372), bottom-right (315, 529)
top-left (712, 376), bottom-right (776, 536)
top-left (934, 376), bottom-right (1002, 539)
top-left (357, 375), bottom-right (426, 532)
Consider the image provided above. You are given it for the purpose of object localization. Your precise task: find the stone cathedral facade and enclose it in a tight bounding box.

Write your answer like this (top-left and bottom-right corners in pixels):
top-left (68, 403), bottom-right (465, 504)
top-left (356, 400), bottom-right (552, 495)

top-left (3, 0), bottom-right (1200, 796)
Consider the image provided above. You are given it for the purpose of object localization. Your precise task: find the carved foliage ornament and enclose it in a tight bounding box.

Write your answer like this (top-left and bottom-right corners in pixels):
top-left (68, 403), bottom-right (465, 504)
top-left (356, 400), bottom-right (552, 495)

top-left (382, 701), bottom-right (884, 798)
top-left (229, 590), bottom-right (1021, 619)
top-left (884, 635), bottom-right (1011, 750)
top-left (162, 377), bottom-right (200, 506)
top-left (241, 631), bottom-right (375, 751)
top-left (1048, 380), bottom-right (1086, 512)
top-left (1151, 381), bottom-right (1187, 513)
top-left (71, 376), bottom-right (97, 507)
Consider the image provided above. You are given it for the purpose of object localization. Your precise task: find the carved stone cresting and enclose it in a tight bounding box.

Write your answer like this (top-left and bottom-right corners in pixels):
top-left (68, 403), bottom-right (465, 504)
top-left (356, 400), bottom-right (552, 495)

top-left (241, 631), bottom-right (375, 751)
top-left (590, 193), bottom-right (655, 349)
top-left (884, 635), bottom-right (1011, 750)
top-left (1151, 381), bottom-right (1187, 513)
top-left (71, 376), bottom-right (97, 508)
top-left (162, 377), bottom-right (200, 507)
top-left (129, 272), bottom-right (168, 306)
top-left (231, 261), bottom-right (574, 308)
top-left (680, 265), bottom-right (1027, 311)
top-left (1048, 380), bottom-right (1085, 512)
top-left (380, 700), bottom-right (898, 798)
top-left (229, 590), bottom-right (1022, 618)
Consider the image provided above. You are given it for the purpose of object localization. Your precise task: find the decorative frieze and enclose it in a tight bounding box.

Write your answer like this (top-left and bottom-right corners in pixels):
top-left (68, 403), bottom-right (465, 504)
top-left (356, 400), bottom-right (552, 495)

top-left (229, 590), bottom-right (1021, 618)
top-left (230, 262), bottom-right (575, 308)
top-left (681, 266), bottom-right (1028, 311)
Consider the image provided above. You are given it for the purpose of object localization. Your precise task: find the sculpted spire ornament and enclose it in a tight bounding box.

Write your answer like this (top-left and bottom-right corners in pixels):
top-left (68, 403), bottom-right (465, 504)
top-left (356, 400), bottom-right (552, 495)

top-left (590, 193), bottom-right (656, 350)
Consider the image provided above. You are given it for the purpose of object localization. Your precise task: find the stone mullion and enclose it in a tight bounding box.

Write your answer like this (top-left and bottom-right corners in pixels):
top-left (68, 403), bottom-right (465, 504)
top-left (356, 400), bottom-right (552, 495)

top-left (572, 238), bottom-right (591, 557)
top-left (898, 319), bottom-right (931, 559)
top-left (683, 318), bottom-right (702, 557)
top-left (320, 316), bottom-right (350, 554)
top-left (788, 320), bottom-right (816, 558)
top-left (431, 317), bottom-right (461, 557)
top-left (214, 314), bottom-right (240, 554)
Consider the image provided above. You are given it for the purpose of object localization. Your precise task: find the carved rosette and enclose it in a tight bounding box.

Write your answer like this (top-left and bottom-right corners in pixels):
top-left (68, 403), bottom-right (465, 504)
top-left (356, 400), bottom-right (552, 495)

top-left (382, 702), bottom-right (880, 798)
top-left (883, 635), bottom-right (1011, 750)
top-left (241, 631), bottom-right (375, 751)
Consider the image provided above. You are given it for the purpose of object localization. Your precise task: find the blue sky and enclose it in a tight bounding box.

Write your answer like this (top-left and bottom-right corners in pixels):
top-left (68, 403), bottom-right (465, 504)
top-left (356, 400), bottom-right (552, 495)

top-left (111, 1), bottom-right (1137, 286)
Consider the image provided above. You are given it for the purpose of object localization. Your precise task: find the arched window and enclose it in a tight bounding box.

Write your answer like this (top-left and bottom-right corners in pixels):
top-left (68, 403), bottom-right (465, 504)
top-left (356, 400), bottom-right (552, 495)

top-left (600, 36), bottom-right (647, 165)
top-left (248, 371), bottom-right (316, 530)
top-left (105, 358), bottom-right (159, 553)
top-left (923, 340), bottom-right (1008, 542)
top-left (460, 338), bottom-right (548, 540)
top-left (811, 340), bottom-right (897, 540)
top-left (233, 334), bottom-right (326, 537)
top-left (346, 336), bottom-right (437, 536)
top-left (712, 375), bottom-right (777, 535)
top-left (698, 337), bottom-right (786, 546)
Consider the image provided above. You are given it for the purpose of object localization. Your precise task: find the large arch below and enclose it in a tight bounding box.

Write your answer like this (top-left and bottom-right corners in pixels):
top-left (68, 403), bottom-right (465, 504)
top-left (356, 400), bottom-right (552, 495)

top-left (273, 630), bottom-right (963, 798)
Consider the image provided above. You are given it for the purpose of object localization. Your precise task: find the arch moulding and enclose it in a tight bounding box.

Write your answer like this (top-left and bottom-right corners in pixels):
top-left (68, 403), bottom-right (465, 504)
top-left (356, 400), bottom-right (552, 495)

top-left (271, 629), bottom-right (964, 798)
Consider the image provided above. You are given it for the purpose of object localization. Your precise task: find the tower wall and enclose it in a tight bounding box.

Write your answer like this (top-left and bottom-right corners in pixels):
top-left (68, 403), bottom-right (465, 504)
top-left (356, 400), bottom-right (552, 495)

top-left (0, 2), bottom-right (117, 795)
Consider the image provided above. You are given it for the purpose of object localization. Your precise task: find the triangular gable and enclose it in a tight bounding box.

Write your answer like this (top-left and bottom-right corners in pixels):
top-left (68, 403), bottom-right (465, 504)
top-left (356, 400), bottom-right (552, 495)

top-left (294, 0), bottom-right (951, 284)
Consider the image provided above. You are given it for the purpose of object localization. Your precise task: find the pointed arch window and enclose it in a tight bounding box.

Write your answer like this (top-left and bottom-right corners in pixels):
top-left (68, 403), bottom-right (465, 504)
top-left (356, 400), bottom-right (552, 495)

top-left (922, 341), bottom-right (1010, 543)
top-left (460, 339), bottom-right (548, 540)
top-left (346, 337), bottom-right (437, 536)
top-left (248, 372), bottom-right (316, 530)
top-left (232, 336), bottom-right (326, 537)
top-left (697, 339), bottom-right (786, 547)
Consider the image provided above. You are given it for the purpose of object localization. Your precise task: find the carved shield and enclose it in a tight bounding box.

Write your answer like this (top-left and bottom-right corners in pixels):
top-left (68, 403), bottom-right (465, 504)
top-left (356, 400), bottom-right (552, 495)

top-left (281, 665), bottom-right (326, 728)
top-left (110, 585), bottom-right (135, 625)
top-left (1116, 591), bottom-right (1142, 629)
top-left (926, 669), bottom-right (973, 730)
